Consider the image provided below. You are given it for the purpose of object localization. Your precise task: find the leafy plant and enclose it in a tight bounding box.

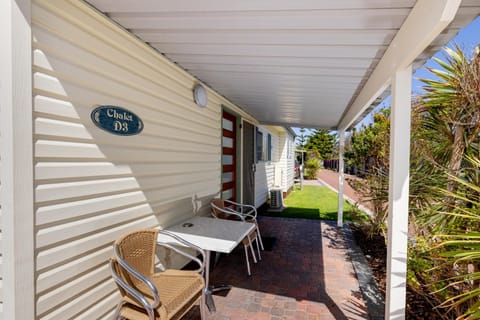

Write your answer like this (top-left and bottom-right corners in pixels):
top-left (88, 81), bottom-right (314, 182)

top-left (428, 157), bottom-right (480, 319)
top-left (347, 167), bottom-right (389, 237)
top-left (346, 108), bottom-right (390, 175)
top-left (409, 45), bottom-right (480, 318)
top-left (417, 45), bottom-right (480, 196)
top-left (304, 157), bottom-right (320, 180)
top-left (345, 108), bottom-right (391, 236)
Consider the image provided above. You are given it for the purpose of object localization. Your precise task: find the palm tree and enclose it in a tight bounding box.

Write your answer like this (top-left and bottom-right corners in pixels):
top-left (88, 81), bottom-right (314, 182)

top-left (430, 157), bottom-right (480, 319)
top-left (411, 45), bottom-right (480, 318)
top-left (418, 45), bottom-right (480, 195)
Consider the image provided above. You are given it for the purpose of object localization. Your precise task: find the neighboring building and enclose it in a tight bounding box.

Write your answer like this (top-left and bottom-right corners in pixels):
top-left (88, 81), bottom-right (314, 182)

top-left (1, 1), bottom-right (294, 318)
top-left (254, 126), bottom-right (295, 208)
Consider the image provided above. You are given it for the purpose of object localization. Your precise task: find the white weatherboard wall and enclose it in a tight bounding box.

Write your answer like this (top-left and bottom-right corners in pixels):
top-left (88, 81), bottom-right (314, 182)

top-left (31, 1), bottom-right (254, 318)
top-left (254, 127), bottom-right (273, 208)
top-left (266, 126), bottom-right (295, 194)
top-left (253, 126), bottom-right (295, 207)
top-left (280, 131), bottom-right (295, 193)
top-left (254, 126), bottom-right (280, 208)
top-left (267, 126), bottom-right (295, 194)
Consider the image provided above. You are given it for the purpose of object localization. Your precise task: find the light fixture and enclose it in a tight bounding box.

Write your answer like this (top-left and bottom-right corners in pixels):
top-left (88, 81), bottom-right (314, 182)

top-left (193, 83), bottom-right (208, 108)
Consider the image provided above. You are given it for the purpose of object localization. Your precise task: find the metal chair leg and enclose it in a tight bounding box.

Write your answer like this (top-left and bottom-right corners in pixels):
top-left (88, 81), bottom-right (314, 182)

top-left (255, 237), bottom-right (262, 261)
top-left (256, 223), bottom-right (265, 250)
top-left (244, 245), bottom-right (251, 276)
top-left (248, 236), bottom-right (257, 263)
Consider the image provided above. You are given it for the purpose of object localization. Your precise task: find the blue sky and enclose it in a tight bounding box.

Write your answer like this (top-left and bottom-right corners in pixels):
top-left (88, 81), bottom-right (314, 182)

top-left (413, 16), bottom-right (480, 95)
top-left (293, 16), bottom-right (480, 137)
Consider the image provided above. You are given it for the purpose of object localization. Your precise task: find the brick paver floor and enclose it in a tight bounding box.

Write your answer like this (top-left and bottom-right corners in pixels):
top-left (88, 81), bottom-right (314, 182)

top-left (183, 217), bottom-right (368, 320)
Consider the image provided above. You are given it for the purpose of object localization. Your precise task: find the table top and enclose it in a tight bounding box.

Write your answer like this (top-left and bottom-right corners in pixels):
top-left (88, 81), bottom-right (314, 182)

top-left (160, 216), bottom-right (255, 253)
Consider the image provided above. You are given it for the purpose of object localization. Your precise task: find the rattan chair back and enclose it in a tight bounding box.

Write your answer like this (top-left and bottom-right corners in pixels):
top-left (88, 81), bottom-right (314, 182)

top-left (115, 229), bottom-right (158, 287)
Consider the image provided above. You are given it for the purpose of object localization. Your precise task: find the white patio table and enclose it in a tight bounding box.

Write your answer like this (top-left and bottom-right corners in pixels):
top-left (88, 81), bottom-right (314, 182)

top-left (157, 216), bottom-right (255, 313)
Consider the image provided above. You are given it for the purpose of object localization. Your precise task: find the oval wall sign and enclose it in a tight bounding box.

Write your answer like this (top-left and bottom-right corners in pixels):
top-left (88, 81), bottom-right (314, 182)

top-left (91, 105), bottom-right (144, 136)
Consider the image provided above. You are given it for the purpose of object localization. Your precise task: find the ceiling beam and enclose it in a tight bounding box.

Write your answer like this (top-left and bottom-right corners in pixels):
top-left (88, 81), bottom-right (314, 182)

top-left (337, 0), bottom-right (461, 131)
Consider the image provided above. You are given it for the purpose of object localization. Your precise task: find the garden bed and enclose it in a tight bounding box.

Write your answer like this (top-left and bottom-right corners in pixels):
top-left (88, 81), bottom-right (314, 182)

top-left (350, 224), bottom-right (442, 319)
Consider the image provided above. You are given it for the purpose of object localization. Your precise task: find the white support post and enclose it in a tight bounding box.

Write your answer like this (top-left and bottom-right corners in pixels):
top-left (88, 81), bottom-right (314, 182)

top-left (385, 66), bottom-right (412, 320)
top-left (337, 130), bottom-right (345, 228)
top-left (0, 0), bottom-right (34, 319)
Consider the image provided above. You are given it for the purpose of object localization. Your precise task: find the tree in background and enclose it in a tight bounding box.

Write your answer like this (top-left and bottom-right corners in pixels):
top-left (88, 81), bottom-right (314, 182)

top-left (345, 108), bottom-right (391, 235)
top-left (304, 129), bottom-right (337, 160)
top-left (346, 108), bottom-right (390, 174)
top-left (296, 127), bottom-right (309, 148)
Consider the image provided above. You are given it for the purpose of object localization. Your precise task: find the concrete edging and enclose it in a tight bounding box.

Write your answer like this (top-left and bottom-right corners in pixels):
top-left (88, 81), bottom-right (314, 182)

top-left (343, 223), bottom-right (385, 320)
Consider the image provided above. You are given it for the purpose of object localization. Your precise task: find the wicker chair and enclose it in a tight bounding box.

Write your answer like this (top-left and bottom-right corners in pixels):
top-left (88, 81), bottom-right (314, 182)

top-left (210, 198), bottom-right (263, 275)
top-left (110, 229), bottom-right (206, 320)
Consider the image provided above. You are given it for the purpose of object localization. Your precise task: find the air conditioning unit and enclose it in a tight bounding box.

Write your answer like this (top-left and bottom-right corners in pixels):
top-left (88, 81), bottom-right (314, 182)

top-left (269, 188), bottom-right (284, 212)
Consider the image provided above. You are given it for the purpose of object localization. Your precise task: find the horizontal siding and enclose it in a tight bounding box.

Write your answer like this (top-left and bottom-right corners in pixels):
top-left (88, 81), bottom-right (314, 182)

top-left (278, 133), bottom-right (292, 192)
top-left (32, 0), bottom-right (224, 318)
top-left (254, 126), bottom-right (277, 208)
top-left (254, 164), bottom-right (269, 208)
top-left (273, 133), bottom-right (286, 189)
top-left (255, 126), bottom-right (295, 206)
top-left (285, 134), bottom-right (295, 191)
top-left (280, 133), bottom-right (295, 192)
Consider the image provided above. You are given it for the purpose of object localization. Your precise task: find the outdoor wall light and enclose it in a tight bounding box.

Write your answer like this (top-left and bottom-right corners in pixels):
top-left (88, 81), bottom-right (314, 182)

top-left (193, 83), bottom-right (208, 108)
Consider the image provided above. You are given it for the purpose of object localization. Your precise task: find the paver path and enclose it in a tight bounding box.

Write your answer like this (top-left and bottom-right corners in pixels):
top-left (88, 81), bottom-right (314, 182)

top-left (184, 217), bottom-right (369, 320)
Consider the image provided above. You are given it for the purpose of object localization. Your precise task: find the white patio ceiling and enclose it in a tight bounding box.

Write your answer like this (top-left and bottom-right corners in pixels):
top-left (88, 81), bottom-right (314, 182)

top-left (86, 0), bottom-right (480, 130)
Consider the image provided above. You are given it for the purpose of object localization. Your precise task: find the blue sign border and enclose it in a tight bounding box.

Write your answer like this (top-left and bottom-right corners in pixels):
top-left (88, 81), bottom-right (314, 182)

top-left (91, 105), bottom-right (144, 136)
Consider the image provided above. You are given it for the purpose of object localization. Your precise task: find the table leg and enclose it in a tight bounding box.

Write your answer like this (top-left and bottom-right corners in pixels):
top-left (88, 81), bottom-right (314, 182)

top-left (204, 250), bottom-right (232, 314)
top-left (204, 250), bottom-right (216, 313)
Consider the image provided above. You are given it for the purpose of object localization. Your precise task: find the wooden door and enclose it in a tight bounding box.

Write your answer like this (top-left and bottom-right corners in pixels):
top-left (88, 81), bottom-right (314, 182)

top-left (221, 111), bottom-right (236, 201)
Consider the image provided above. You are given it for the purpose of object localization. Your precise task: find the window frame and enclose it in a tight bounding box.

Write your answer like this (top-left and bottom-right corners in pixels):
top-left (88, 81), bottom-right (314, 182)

top-left (256, 128), bottom-right (264, 162)
top-left (267, 133), bottom-right (272, 161)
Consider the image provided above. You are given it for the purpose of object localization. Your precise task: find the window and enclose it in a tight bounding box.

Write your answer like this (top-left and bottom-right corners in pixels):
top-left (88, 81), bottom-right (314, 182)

top-left (256, 129), bottom-right (273, 162)
top-left (267, 133), bottom-right (272, 161)
top-left (256, 128), bottom-right (263, 162)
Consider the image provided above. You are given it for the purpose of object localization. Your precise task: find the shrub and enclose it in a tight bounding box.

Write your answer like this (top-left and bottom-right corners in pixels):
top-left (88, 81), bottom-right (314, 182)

top-left (305, 157), bottom-right (320, 180)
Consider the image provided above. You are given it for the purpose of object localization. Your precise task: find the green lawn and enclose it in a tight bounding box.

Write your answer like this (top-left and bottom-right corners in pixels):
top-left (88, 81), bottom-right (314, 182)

top-left (277, 185), bottom-right (357, 220)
